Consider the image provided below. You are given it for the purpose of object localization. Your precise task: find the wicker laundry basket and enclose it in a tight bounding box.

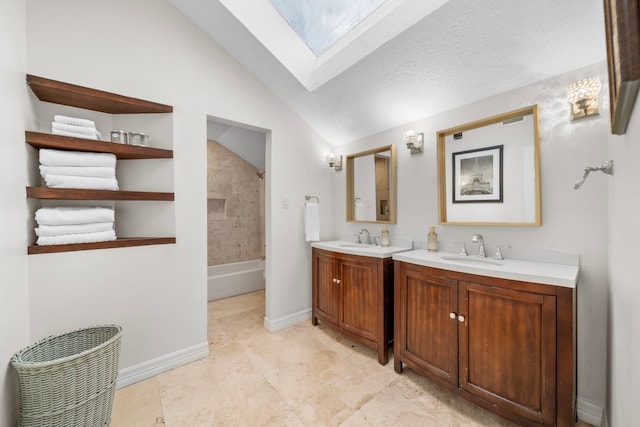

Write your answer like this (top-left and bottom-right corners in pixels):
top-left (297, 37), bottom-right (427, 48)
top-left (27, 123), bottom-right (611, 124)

top-left (11, 324), bottom-right (123, 427)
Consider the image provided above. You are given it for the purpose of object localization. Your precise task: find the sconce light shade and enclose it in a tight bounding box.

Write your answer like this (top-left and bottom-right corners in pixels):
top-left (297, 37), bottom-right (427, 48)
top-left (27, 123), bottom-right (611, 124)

top-left (326, 153), bottom-right (342, 170)
top-left (403, 130), bottom-right (424, 154)
top-left (567, 78), bottom-right (601, 120)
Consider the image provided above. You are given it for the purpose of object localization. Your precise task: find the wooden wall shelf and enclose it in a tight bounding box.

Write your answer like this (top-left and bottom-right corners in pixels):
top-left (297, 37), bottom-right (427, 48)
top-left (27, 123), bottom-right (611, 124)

top-left (28, 237), bottom-right (177, 255)
top-left (27, 74), bottom-right (173, 114)
top-left (26, 131), bottom-right (173, 159)
top-left (27, 187), bottom-right (174, 201)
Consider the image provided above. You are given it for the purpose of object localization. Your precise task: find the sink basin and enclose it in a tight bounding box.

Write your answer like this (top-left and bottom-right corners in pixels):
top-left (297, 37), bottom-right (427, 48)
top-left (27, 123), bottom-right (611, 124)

top-left (440, 255), bottom-right (503, 265)
top-left (339, 244), bottom-right (375, 248)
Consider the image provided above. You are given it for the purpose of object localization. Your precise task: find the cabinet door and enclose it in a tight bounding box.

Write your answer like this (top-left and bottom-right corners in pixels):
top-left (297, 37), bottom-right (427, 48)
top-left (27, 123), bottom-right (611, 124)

top-left (397, 267), bottom-right (458, 385)
top-left (339, 257), bottom-right (377, 341)
top-left (314, 251), bottom-right (340, 325)
top-left (458, 281), bottom-right (556, 426)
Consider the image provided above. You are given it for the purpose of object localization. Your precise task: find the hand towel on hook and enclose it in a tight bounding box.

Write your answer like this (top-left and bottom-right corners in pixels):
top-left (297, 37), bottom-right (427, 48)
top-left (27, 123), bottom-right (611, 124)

top-left (304, 201), bottom-right (320, 242)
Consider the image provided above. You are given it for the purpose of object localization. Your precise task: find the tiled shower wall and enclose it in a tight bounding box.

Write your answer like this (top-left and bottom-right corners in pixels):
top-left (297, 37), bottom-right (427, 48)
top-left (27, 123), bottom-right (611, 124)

top-left (207, 140), bottom-right (265, 266)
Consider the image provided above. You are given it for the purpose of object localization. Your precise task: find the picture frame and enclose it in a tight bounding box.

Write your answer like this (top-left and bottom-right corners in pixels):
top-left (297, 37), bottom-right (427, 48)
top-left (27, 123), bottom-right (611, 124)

top-left (452, 145), bottom-right (503, 203)
top-left (603, 0), bottom-right (640, 135)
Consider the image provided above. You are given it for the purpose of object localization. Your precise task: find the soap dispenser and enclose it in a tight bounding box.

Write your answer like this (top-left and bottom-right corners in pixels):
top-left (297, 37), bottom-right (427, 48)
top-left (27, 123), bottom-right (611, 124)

top-left (427, 226), bottom-right (438, 252)
top-left (380, 225), bottom-right (390, 247)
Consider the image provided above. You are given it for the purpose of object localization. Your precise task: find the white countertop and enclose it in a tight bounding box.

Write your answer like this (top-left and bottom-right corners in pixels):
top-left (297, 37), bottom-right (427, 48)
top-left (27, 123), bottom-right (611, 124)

top-left (392, 249), bottom-right (579, 288)
top-left (311, 240), bottom-right (412, 259)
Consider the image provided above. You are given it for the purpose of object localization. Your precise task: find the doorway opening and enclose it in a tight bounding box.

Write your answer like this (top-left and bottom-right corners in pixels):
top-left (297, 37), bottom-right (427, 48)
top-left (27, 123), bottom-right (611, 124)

top-left (206, 117), bottom-right (267, 302)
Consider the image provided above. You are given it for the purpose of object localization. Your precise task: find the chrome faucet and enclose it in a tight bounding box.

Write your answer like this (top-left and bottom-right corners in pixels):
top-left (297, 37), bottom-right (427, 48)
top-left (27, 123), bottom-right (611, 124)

top-left (471, 234), bottom-right (486, 257)
top-left (359, 228), bottom-right (370, 245)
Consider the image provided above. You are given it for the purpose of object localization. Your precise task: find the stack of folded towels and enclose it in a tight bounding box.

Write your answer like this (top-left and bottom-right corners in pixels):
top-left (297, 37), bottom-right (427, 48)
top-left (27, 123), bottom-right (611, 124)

top-left (39, 148), bottom-right (119, 190)
top-left (34, 206), bottom-right (116, 246)
top-left (51, 115), bottom-right (102, 140)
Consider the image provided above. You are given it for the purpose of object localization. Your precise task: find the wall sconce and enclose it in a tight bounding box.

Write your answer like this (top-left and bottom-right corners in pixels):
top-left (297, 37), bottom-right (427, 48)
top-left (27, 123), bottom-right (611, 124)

top-left (403, 130), bottom-right (424, 154)
top-left (326, 153), bottom-right (342, 170)
top-left (567, 77), bottom-right (601, 120)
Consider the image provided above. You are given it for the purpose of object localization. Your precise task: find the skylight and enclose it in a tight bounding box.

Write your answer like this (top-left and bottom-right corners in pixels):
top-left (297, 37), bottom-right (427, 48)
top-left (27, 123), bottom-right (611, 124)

top-left (270, 0), bottom-right (387, 56)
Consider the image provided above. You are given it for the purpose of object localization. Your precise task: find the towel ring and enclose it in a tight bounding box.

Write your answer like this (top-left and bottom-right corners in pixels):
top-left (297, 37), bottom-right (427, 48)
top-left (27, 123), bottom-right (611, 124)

top-left (305, 194), bottom-right (319, 203)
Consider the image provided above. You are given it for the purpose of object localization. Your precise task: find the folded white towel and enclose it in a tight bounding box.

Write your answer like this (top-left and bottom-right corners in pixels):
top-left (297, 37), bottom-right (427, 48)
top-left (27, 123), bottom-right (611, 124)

top-left (35, 206), bottom-right (115, 226)
top-left (44, 174), bottom-right (119, 190)
top-left (53, 115), bottom-right (96, 129)
top-left (35, 222), bottom-right (114, 237)
top-left (40, 165), bottom-right (115, 179)
top-left (40, 149), bottom-right (116, 168)
top-left (304, 201), bottom-right (320, 242)
top-left (52, 128), bottom-right (99, 140)
top-left (52, 122), bottom-right (102, 138)
top-left (36, 229), bottom-right (116, 246)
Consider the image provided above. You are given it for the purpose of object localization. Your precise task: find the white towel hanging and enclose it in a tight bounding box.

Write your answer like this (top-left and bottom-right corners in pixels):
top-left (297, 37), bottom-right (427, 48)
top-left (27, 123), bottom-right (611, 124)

top-left (304, 201), bottom-right (320, 242)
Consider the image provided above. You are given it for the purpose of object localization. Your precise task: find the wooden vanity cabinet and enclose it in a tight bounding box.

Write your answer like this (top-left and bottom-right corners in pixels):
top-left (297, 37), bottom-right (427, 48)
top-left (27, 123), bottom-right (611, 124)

top-left (394, 261), bottom-right (575, 427)
top-left (312, 248), bottom-right (394, 364)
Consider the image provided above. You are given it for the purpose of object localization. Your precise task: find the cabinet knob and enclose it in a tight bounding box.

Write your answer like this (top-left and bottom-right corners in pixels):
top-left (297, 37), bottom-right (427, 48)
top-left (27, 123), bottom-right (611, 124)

top-left (458, 315), bottom-right (465, 322)
top-left (336, 279), bottom-right (341, 284)
top-left (449, 312), bottom-right (456, 319)
top-left (332, 278), bottom-right (337, 283)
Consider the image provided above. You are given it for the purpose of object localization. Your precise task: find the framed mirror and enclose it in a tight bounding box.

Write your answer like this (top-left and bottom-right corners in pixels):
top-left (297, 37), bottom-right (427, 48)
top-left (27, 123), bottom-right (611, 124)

top-left (437, 105), bottom-right (541, 226)
top-left (346, 144), bottom-right (397, 224)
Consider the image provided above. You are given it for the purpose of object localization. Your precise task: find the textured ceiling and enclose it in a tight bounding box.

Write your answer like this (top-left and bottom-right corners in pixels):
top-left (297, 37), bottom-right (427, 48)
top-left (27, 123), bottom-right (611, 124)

top-left (169, 0), bottom-right (607, 145)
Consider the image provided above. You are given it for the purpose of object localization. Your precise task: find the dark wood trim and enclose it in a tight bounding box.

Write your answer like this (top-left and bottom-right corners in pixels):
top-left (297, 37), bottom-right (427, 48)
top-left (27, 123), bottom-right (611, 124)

top-left (395, 260), bottom-right (570, 296)
top-left (26, 187), bottom-right (174, 201)
top-left (394, 260), bottom-right (403, 373)
top-left (26, 131), bottom-right (173, 159)
top-left (28, 237), bottom-right (176, 255)
top-left (27, 74), bottom-right (173, 114)
top-left (603, 0), bottom-right (640, 134)
top-left (556, 286), bottom-right (577, 427)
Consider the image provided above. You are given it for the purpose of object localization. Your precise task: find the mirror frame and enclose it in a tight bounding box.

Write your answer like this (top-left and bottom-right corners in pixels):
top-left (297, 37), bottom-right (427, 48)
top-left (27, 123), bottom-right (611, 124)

top-left (437, 105), bottom-right (541, 226)
top-left (346, 144), bottom-right (397, 224)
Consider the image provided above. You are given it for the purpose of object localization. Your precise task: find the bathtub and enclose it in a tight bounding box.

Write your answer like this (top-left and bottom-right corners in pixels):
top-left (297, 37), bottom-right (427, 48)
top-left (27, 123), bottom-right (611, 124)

top-left (207, 259), bottom-right (265, 301)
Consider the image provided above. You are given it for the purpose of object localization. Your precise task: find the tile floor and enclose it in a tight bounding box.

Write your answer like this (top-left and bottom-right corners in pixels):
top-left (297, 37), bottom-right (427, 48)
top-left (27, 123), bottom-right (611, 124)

top-left (110, 290), bottom-right (593, 427)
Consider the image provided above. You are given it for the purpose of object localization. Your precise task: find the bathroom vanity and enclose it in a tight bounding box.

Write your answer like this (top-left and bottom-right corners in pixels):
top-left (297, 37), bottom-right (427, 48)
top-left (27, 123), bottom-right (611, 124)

top-left (311, 241), bottom-right (410, 364)
top-left (393, 250), bottom-right (578, 427)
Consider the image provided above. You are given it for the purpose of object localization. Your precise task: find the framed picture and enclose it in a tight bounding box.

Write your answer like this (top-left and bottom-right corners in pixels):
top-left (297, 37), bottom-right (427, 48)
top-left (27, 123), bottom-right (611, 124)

top-left (603, 0), bottom-right (640, 135)
top-left (452, 145), bottom-right (503, 203)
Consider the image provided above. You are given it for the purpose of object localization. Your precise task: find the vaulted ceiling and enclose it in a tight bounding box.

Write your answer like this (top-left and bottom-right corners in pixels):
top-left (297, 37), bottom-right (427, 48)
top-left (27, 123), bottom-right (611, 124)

top-left (169, 0), bottom-right (607, 145)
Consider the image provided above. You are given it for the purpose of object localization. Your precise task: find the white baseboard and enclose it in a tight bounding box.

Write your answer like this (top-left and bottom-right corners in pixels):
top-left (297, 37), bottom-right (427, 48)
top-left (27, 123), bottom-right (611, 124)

top-left (115, 341), bottom-right (209, 389)
top-left (264, 308), bottom-right (311, 332)
top-left (577, 396), bottom-right (604, 426)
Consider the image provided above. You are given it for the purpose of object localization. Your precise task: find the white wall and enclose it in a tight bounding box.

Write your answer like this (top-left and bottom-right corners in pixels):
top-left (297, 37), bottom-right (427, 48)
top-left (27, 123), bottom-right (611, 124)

top-left (333, 62), bottom-right (609, 421)
top-left (607, 96), bottom-right (640, 425)
top-left (207, 120), bottom-right (266, 170)
top-left (24, 0), bottom-right (333, 386)
top-left (0, 1), bottom-right (31, 425)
